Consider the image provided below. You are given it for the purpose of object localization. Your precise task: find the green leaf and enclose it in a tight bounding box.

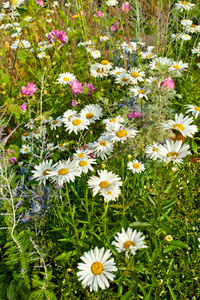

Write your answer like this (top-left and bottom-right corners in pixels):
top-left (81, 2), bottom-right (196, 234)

top-left (8, 104), bottom-right (20, 115)
top-left (165, 240), bottom-right (188, 248)
top-left (18, 50), bottom-right (28, 63)
top-left (191, 139), bottom-right (198, 153)
top-left (168, 285), bottom-right (177, 300)
top-left (55, 251), bottom-right (76, 261)
top-left (82, 86), bottom-right (89, 95)
top-left (129, 221), bottom-right (152, 228)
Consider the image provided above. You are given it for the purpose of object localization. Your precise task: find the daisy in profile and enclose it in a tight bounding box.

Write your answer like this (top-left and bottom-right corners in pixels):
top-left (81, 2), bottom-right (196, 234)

top-left (21, 132), bottom-right (31, 141)
top-left (31, 159), bottom-right (56, 185)
top-left (98, 60), bottom-right (112, 72)
top-left (141, 52), bottom-right (155, 59)
top-left (77, 247), bottom-right (117, 292)
top-left (127, 68), bottom-right (145, 85)
top-left (10, 39), bottom-right (31, 50)
top-left (47, 143), bottom-right (55, 151)
top-left (115, 73), bottom-right (130, 86)
top-left (62, 109), bottom-right (78, 122)
top-left (77, 158), bottom-right (96, 174)
top-left (32, 129), bottom-right (42, 139)
top-left (56, 72), bottom-right (76, 85)
top-left (157, 139), bottom-right (191, 164)
top-left (63, 115), bottom-right (89, 134)
top-left (146, 76), bottom-right (158, 85)
top-left (91, 50), bottom-right (101, 59)
top-left (185, 104), bottom-right (200, 118)
top-left (107, 124), bottom-right (138, 143)
top-left (48, 158), bottom-right (81, 185)
top-left (181, 19), bottom-right (193, 26)
top-left (149, 57), bottom-right (172, 70)
top-left (112, 228), bottom-right (147, 258)
top-left (73, 148), bottom-right (91, 160)
top-left (102, 116), bottom-right (124, 130)
top-left (127, 160), bottom-right (145, 174)
top-left (144, 142), bottom-right (159, 160)
top-left (48, 116), bottom-right (62, 130)
top-left (55, 143), bottom-right (66, 152)
top-left (162, 113), bottom-right (198, 138)
top-left (129, 86), bottom-right (150, 100)
top-left (20, 144), bottom-right (31, 154)
top-left (88, 170), bottom-right (122, 201)
top-left (175, 1), bottom-right (195, 12)
top-left (90, 63), bottom-right (109, 78)
top-left (106, 0), bottom-right (118, 6)
top-left (191, 47), bottom-right (200, 56)
top-left (100, 36), bottom-right (110, 41)
top-left (186, 24), bottom-right (200, 33)
top-left (88, 136), bottom-right (113, 160)
top-left (110, 67), bottom-right (126, 76)
top-left (80, 104), bottom-right (103, 124)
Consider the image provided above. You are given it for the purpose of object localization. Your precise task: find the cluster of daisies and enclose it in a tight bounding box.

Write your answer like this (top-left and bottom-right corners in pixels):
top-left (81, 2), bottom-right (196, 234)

top-left (77, 227), bottom-right (147, 292)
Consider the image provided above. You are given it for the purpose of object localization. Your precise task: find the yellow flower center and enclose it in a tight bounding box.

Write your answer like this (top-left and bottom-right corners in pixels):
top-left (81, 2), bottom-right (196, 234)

top-left (24, 148), bottom-right (28, 151)
top-left (23, 133), bottom-right (29, 136)
top-left (133, 163), bottom-right (140, 169)
top-left (19, 43), bottom-right (23, 47)
top-left (96, 68), bottom-right (103, 73)
top-left (72, 14), bottom-right (79, 19)
top-left (194, 107), bottom-right (200, 111)
top-left (100, 141), bottom-right (107, 146)
top-left (72, 119), bottom-right (81, 126)
top-left (95, 52), bottom-right (99, 55)
top-left (59, 144), bottom-right (63, 147)
top-left (43, 169), bottom-right (51, 176)
top-left (110, 118), bottom-right (116, 123)
top-left (34, 130), bottom-right (40, 134)
top-left (86, 113), bottom-right (94, 119)
top-left (53, 120), bottom-right (58, 124)
top-left (173, 65), bottom-right (180, 69)
top-left (122, 77), bottom-right (128, 82)
top-left (79, 161), bottom-right (87, 167)
top-left (39, 52), bottom-right (43, 55)
top-left (138, 90), bottom-right (145, 94)
top-left (123, 241), bottom-right (135, 249)
top-left (101, 60), bottom-right (109, 65)
top-left (91, 262), bottom-right (103, 275)
top-left (99, 181), bottom-right (110, 188)
top-left (146, 54), bottom-right (151, 58)
top-left (78, 153), bottom-right (84, 158)
top-left (131, 72), bottom-right (139, 77)
top-left (116, 130), bottom-right (127, 138)
top-left (166, 151), bottom-right (178, 158)
top-left (24, 214), bottom-right (30, 221)
top-left (182, 1), bottom-right (188, 4)
top-left (153, 147), bottom-right (157, 151)
top-left (68, 115), bottom-right (73, 121)
top-left (115, 71), bottom-right (121, 75)
top-left (173, 123), bottom-right (184, 131)
top-left (63, 77), bottom-right (69, 81)
top-left (153, 80), bottom-right (157, 84)
top-left (58, 168), bottom-right (69, 175)
top-left (12, 0), bottom-right (18, 5)
top-left (190, 24), bottom-right (196, 28)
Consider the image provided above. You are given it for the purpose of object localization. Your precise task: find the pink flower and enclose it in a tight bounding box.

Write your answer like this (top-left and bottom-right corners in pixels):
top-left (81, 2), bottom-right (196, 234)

top-left (122, 1), bottom-right (131, 12)
top-left (47, 30), bottom-right (69, 47)
top-left (161, 77), bottom-right (175, 89)
top-left (127, 111), bottom-right (141, 119)
top-left (37, 0), bottom-right (44, 7)
top-left (21, 83), bottom-right (37, 96)
top-left (111, 24), bottom-right (117, 31)
top-left (83, 82), bottom-right (95, 97)
top-left (72, 99), bottom-right (78, 107)
top-left (9, 157), bottom-right (16, 163)
top-left (97, 11), bottom-right (102, 19)
top-left (70, 80), bottom-right (84, 97)
top-left (19, 103), bottom-right (27, 113)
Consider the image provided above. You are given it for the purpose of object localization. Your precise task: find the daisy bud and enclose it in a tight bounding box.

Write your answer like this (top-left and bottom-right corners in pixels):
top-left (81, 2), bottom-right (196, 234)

top-left (102, 164), bottom-right (106, 168)
top-left (172, 167), bottom-right (177, 172)
top-left (127, 154), bottom-right (132, 159)
top-left (165, 235), bottom-right (173, 242)
top-left (56, 135), bottom-right (59, 138)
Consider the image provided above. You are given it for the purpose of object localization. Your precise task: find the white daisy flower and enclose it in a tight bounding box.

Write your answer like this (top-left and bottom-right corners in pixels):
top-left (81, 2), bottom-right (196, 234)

top-left (162, 113), bottom-right (198, 138)
top-left (185, 104), bottom-right (200, 118)
top-left (20, 144), bottom-right (31, 154)
top-left (53, 1), bottom-right (59, 7)
top-left (180, 33), bottom-right (191, 41)
top-left (48, 116), bottom-right (63, 130)
top-left (141, 52), bottom-right (155, 59)
top-left (77, 158), bottom-right (96, 174)
top-left (65, 2), bottom-right (71, 7)
top-left (171, 33), bottom-right (181, 41)
top-left (99, 36), bottom-right (110, 41)
top-left (10, 39), bottom-right (31, 50)
top-left (98, 60), bottom-right (112, 72)
top-left (11, 0), bottom-right (25, 8)
top-left (48, 158), bottom-right (81, 185)
top-left (110, 67), bottom-right (126, 76)
top-left (21, 132), bottom-right (31, 141)
top-left (2, 1), bottom-right (9, 9)
top-left (175, 1), bottom-right (195, 12)
top-left (127, 160), bottom-right (145, 174)
top-left (129, 86), bottom-right (150, 100)
top-left (186, 24), bottom-right (200, 33)
top-left (157, 139), bottom-right (191, 164)
top-left (24, 119), bottom-right (35, 130)
top-left (169, 61), bottom-right (188, 73)
top-left (63, 115), bottom-right (89, 135)
top-left (73, 148), bottom-right (91, 160)
top-left (112, 228), bottom-right (147, 258)
top-left (31, 159), bottom-right (56, 185)
top-left (144, 142), bottom-right (159, 160)
top-left (88, 137), bottom-right (113, 160)
top-left (88, 170), bottom-right (122, 201)
top-left (80, 104), bottom-right (103, 124)
top-left (37, 52), bottom-right (46, 58)
top-left (56, 143), bottom-right (66, 152)
top-left (127, 68), bottom-right (145, 85)
top-left (191, 47), bottom-right (200, 56)
top-left (146, 77), bottom-right (158, 85)
top-left (35, 115), bottom-right (47, 123)
top-left (62, 109), bottom-right (78, 123)
top-left (91, 50), bottom-right (101, 59)
top-left (106, 124), bottom-right (138, 143)
top-left (90, 63), bottom-right (109, 78)
top-left (102, 116), bottom-right (124, 128)
top-left (32, 129), bottom-right (42, 140)
top-left (56, 72), bottom-right (76, 85)
top-left (115, 73), bottom-right (130, 86)
top-left (77, 247), bottom-right (117, 292)
top-left (47, 143), bottom-right (55, 151)
top-left (181, 19), bottom-right (193, 26)
top-left (46, 19), bottom-right (52, 23)
top-left (149, 57), bottom-right (172, 70)
top-left (106, 0), bottom-right (118, 6)
top-left (86, 45), bottom-right (96, 53)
